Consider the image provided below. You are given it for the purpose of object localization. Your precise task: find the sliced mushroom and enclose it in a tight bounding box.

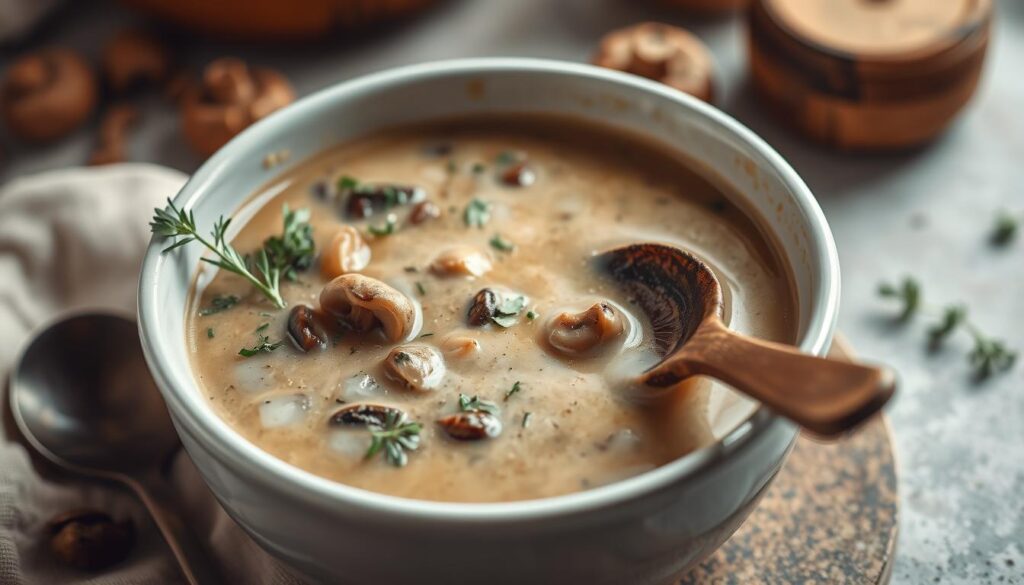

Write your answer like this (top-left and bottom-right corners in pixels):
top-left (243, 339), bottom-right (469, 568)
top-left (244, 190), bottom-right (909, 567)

top-left (500, 161), bottom-right (536, 187)
top-left (180, 57), bottom-right (294, 157)
top-left (409, 200), bottom-right (441, 224)
top-left (545, 302), bottom-right (626, 356)
top-left (438, 411), bottom-right (503, 440)
top-left (321, 225), bottom-right (371, 279)
top-left (319, 274), bottom-right (416, 342)
top-left (442, 335), bottom-right (482, 359)
top-left (466, 288), bottom-right (498, 326)
top-left (330, 403), bottom-right (404, 427)
top-left (1, 48), bottom-right (98, 143)
top-left (287, 304), bottom-right (329, 352)
top-left (430, 246), bottom-right (492, 278)
top-left (383, 345), bottom-right (445, 392)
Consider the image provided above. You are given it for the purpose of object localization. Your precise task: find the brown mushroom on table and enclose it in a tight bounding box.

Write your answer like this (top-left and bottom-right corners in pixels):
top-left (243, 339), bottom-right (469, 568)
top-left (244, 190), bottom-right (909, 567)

top-left (180, 57), bottom-right (294, 157)
top-left (319, 274), bottom-right (416, 342)
top-left (47, 509), bottom-right (135, 570)
top-left (102, 29), bottom-right (171, 93)
top-left (1, 48), bottom-right (98, 143)
top-left (88, 105), bottom-right (139, 166)
top-left (383, 345), bottom-right (446, 392)
top-left (592, 22), bottom-right (716, 104)
top-left (544, 302), bottom-right (626, 357)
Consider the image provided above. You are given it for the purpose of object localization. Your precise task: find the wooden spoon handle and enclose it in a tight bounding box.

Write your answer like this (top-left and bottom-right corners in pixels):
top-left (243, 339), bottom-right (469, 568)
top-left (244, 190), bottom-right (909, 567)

top-left (642, 320), bottom-right (896, 437)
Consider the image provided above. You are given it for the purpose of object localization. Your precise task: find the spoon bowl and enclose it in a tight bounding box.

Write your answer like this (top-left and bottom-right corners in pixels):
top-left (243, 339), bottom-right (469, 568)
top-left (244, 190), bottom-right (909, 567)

top-left (10, 312), bottom-right (221, 584)
top-left (598, 243), bottom-right (896, 436)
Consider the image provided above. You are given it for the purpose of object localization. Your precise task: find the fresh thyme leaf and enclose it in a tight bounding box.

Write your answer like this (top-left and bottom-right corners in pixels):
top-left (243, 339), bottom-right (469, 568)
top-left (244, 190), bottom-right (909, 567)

top-left (416, 281), bottom-right (426, 295)
top-left (198, 294), bottom-right (240, 316)
top-left (458, 393), bottom-right (499, 415)
top-left (878, 277), bottom-right (920, 320)
top-left (259, 205), bottom-right (315, 282)
top-left (495, 151), bottom-right (517, 165)
top-left (238, 324), bottom-right (284, 357)
top-left (969, 338), bottom-right (1017, 379)
top-left (526, 310), bottom-right (538, 321)
top-left (522, 412), bottom-right (532, 428)
top-left (419, 333), bottom-right (434, 338)
top-left (472, 162), bottom-right (486, 174)
top-left (364, 411), bottom-right (422, 467)
top-left (338, 175), bottom-right (359, 190)
top-left (490, 234), bottom-right (515, 252)
top-left (206, 327), bottom-right (215, 339)
top-left (991, 211), bottom-right (1019, 246)
top-left (150, 199), bottom-right (285, 308)
top-left (928, 305), bottom-right (967, 346)
top-left (491, 295), bottom-right (527, 328)
top-left (463, 198), bottom-right (491, 228)
top-left (504, 381), bottom-right (522, 401)
top-left (367, 213), bottom-right (398, 237)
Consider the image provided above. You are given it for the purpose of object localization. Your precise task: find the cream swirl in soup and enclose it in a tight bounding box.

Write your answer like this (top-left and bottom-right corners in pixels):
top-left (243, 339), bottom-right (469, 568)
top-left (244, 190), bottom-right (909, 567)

top-left (186, 116), bottom-right (796, 503)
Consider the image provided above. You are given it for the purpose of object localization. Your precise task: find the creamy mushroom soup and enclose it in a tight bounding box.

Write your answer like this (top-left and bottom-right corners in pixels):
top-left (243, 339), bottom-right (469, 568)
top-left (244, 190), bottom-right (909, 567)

top-left (185, 116), bottom-right (796, 503)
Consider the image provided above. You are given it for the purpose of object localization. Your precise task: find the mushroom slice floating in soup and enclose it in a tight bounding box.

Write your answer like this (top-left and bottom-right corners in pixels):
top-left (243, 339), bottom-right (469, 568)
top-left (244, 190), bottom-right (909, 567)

top-left (321, 225), bottom-right (371, 279)
top-left (430, 246), bottom-right (492, 278)
top-left (544, 302), bottom-right (626, 357)
top-left (441, 333), bottom-right (482, 359)
top-left (341, 182), bottom-right (426, 219)
top-left (383, 345), bottom-right (446, 392)
top-left (286, 304), bottom-right (330, 352)
top-left (319, 274), bottom-right (416, 342)
top-left (330, 403), bottom-right (405, 427)
top-left (438, 411), bottom-right (502, 441)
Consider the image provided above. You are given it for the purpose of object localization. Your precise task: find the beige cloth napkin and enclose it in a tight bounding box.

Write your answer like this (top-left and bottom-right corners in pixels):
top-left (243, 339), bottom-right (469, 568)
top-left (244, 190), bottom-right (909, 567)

top-left (0, 164), bottom-right (303, 585)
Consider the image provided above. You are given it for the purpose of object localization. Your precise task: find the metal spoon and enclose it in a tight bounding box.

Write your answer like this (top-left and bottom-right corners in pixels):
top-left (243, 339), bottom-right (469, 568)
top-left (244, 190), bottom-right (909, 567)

top-left (9, 312), bottom-right (222, 584)
top-left (597, 243), bottom-right (896, 436)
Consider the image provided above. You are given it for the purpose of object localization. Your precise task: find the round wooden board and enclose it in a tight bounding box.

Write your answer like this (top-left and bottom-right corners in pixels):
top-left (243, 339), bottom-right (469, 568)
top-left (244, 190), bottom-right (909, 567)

top-left (680, 336), bottom-right (899, 585)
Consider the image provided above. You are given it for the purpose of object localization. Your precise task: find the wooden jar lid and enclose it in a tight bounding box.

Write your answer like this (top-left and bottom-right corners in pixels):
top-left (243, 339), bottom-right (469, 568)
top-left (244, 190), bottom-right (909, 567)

top-left (593, 23), bottom-right (716, 104)
top-left (749, 0), bottom-right (991, 149)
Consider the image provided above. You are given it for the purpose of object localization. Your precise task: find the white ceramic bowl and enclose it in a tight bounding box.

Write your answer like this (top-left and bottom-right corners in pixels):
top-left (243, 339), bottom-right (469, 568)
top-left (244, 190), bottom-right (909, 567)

top-left (138, 58), bottom-right (839, 585)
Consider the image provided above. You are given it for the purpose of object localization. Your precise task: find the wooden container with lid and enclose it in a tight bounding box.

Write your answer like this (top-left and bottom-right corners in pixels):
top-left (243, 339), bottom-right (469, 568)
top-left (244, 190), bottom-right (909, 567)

top-left (749, 0), bottom-right (992, 150)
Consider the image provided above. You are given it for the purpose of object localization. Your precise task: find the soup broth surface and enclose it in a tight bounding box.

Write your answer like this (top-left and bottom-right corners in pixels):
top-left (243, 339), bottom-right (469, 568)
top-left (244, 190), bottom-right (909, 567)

top-left (187, 116), bottom-right (796, 503)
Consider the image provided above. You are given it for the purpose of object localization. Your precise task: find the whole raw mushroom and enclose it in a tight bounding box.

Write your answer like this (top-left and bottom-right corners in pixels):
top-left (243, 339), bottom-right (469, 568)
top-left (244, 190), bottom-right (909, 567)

top-left (1, 48), bottom-right (98, 143)
top-left (102, 29), bottom-right (171, 93)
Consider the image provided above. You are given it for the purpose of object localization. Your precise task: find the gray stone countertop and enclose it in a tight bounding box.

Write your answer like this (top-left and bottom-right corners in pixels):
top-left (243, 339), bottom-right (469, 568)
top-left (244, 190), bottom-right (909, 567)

top-left (1, 1), bottom-right (1021, 583)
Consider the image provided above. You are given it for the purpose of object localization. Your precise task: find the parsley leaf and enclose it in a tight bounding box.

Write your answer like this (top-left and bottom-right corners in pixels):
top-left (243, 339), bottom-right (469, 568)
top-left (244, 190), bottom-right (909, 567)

top-left (199, 294), bottom-right (240, 316)
top-left (464, 199), bottom-right (491, 228)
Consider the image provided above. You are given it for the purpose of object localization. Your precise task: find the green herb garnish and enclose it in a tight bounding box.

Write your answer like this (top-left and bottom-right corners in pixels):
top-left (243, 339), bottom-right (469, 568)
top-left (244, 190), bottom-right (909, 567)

top-left (151, 199), bottom-right (285, 309)
top-left (458, 393), bottom-right (499, 415)
top-left (419, 332), bottom-right (434, 338)
top-left (260, 205), bottom-right (314, 282)
top-left (416, 282), bottom-right (426, 295)
top-left (526, 310), bottom-right (538, 321)
top-left (365, 411), bottom-right (422, 468)
top-left (491, 295), bottom-right (527, 328)
top-left (879, 278), bottom-right (1017, 379)
top-left (504, 381), bottom-right (522, 401)
top-left (490, 234), bottom-right (515, 252)
top-left (471, 162), bottom-right (486, 174)
top-left (495, 151), bottom-right (517, 165)
top-left (238, 323), bottom-right (285, 357)
top-left (446, 160), bottom-right (458, 173)
top-left (206, 327), bottom-right (215, 339)
top-left (338, 175), bottom-right (359, 190)
top-left (522, 412), bottom-right (532, 428)
top-left (991, 210), bottom-right (1019, 246)
top-left (198, 294), bottom-right (240, 316)
top-left (463, 198), bottom-right (491, 228)
top-left (368, 213), bottom-right (398, 237)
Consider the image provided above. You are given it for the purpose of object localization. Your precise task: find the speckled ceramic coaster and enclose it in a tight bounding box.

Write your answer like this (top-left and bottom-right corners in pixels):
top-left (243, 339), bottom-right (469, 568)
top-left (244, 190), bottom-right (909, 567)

top-left (680, 336), bottom-right (899, 585)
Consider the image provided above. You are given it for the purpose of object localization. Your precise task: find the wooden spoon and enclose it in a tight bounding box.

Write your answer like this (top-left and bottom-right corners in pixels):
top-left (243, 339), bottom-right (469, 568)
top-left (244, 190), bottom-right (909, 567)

top-left (597, 243), bottom-right (895, 437)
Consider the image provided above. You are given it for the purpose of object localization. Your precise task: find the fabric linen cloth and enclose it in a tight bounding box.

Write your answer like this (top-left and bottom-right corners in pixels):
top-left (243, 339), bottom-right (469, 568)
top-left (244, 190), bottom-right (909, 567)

top-left (0, 164), bottom-right (303, 584)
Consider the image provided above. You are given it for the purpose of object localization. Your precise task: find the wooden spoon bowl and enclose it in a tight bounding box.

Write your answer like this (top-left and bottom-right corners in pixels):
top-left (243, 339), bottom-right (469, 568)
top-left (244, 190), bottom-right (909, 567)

top-left (597, 243), bottom-right (895, 437)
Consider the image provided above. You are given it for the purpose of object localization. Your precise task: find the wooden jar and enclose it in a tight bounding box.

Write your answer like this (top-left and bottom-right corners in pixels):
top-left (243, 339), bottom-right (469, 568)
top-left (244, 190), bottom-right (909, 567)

top-left (749, 0), bottom-right (992, 150)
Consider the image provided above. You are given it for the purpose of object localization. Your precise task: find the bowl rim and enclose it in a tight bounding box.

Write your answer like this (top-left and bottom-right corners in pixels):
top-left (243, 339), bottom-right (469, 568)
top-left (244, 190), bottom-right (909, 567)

top-left (138, 57), bottom-right (840, 524)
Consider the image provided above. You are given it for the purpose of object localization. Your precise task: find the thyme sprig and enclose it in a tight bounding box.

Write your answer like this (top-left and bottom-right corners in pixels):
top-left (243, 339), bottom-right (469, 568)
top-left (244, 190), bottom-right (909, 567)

top-left (458, 393), bottom-right (499, 414)
top-left (151, 199), bottom-right (286, 308)
top-left (365, 411), bottom-right (422, 467)
top-left (990, 210), bottom-right (1020, 246)
top-left (260, 205), bottom-right (314, 282)
top-left (879, 277), bottom-right (1017, 379)
top-left (238, 323), bottom-right (285, 357)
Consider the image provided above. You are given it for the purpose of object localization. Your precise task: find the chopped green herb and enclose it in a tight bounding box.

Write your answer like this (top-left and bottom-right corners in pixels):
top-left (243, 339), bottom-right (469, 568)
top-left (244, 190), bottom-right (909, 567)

top-left (338, 175), bottom-right (359, 190)
top-left (969, 338), bottom-right (1017, 379)
top-left (416, 281), bottom-right (426, 295)
top-left (522, 412), bottom-right (532, 428)
top-left (419, 332), bottom-right (434, 338)
top-left (463, 198), bottom-right (491, 228)
top-left (491, 295), bottom-right (527, 328)
top-left (258, 311), bottom-right (273, 317)
top-left (198, 294), bottom-right (240, 316)
top-left (206, 327), bottom-right (215, 339)
top-left (495, 151), bottom-right (517, 165)
top-left (526, 310), bottom-right (538, 321)
top-left (928, 305), bottom-right (967, 346)
top-left (991, 211), bottom-right (1019, 246)
top-left (365, 411), bottom-right (422, 467)
top-left (878, 277), bottom-right (920, 320)
top-left (504, 381), bottom-right (522, 401)
top-left (259, 205), bottom-right (315, 282)
top-left (368, 213), bottom-right (398, 237)
top-left (458, 393), bottom-right (499, 415)
top-left (471, 162), bottom-right (486, 174)
top-left (151, 199), bottom-right (285, 308)
top-left (446, 159), bottom-right (457, 173)
top-left (238, 323), bottom-right (285, 357)
top-left (489, 234), bottom-right (515, 252)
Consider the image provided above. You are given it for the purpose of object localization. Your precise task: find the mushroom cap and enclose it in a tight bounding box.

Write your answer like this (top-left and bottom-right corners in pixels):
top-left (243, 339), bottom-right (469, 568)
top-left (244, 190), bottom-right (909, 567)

top-left (321, 225), bottom-right (372, 279)
top-left (383, 345), bottom-right (446, 392)
top-left (545, 302), bottom-right (626, 356)
top-left (1, 48), bottom-right (98, 143)
top-left (430, 246), bottom-right (493, 278)
top-left (319, 274), bottom-right (416, 342)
